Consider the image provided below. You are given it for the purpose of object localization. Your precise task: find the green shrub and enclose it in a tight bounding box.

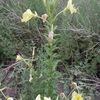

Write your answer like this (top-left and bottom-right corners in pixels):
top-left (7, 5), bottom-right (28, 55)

top-left (0, 0), bottom-right (100, 99)
top-left (0, 0), bottom-right (45, 64)
top-left (56, 0), bottom-right (100, 98)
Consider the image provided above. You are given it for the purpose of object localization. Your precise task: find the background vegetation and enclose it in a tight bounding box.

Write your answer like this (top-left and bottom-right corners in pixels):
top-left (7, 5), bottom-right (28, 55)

top-left (0, 0), bottom-right (100, 100)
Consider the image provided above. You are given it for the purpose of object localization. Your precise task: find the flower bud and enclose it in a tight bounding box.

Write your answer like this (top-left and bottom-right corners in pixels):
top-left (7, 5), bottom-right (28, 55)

top-left (29, 74), bottom-right (33, 83)
top-left (48, 31), bottom-right (54, 42)
top-left (43, 0), bottom-right (46, 5)
top-left (32, 48), bottom-right (35, 58)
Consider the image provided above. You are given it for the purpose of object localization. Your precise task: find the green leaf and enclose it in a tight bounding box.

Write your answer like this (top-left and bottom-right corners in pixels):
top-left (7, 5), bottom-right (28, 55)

top-left (96, 54), bottom-right (100, 63)
top-left (52, 45), bottom-right (59, 51)
top-left (45, 46), bottom-right (51, 55)
top-left (45, 59), bottom-right (51, 66)
top-left (53, 53), bottom-right (60, 58)
top-left (53, 60), bottom-right (61, 70)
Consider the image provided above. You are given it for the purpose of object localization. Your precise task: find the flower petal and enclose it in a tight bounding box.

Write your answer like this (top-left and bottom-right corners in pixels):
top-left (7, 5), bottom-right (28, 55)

top-left (64, 0), bottom-right (77, 14)
top-left (44, 97), bottom-right (51, 100)
top-left (36, 94), bottom-right (41, 100)
top-left (21, 9), bottom-right (37, 22)
top-left (7, 97), bottom-right (14, 100)
top-left (71, 91), bottom-right (83, 100)
top-left (16, 54), bottom-right (23, 62)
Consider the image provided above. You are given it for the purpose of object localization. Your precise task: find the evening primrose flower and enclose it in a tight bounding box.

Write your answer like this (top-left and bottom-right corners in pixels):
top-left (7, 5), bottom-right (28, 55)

top-left (64, 0), bottom-right (77, 14)
top-left (21, 9), bottom-right (37, 22)
top-left (35, 94), bottom-right (51, 100)
top-left (41, 14), bottom-right (48, 23)
top-left (16, 54), bottom-right (23, 62)
top-left (36, 94), bottom-right (41, 100)
top-left (44, 97), bottom-right (51, 100)
top-left (71, 91), bottom-right (83, 100)
top-left (7, 97), bottom-right (14, 100)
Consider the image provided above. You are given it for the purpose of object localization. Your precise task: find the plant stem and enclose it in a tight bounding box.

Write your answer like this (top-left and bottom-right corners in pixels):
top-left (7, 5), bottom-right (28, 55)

top-left (53, 9), bottom-right (64, 22)
top-left (1, 91), bottom-right (6, 99)
top-left (48, 42), bottom-right (54, 96)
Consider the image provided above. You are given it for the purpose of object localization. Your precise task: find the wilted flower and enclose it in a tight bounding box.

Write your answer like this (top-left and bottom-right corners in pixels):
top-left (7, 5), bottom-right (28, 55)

top-left (41, 14), bottom-right (48, 23)
top-left (29, 74), bottom-right (33, 83)
top-left (48, 31), bottom-right (54, 42)
top-left (64, 0), bottom-right (77, 14)
top-left (71, 82), bottom-right (77, 87)
top-left (7, 97), bottom-right (14, 100)
top-left (71, 82), bottom-right (82, 90)
top-left (71, 91), bottom-right (83, 100)
top-left (59, 92), bottom-right (66, 99)
top-left (21, 9), bottom-right (37, 22)
top-left (44, 97), bottom-right (51, 100)
top-left (16, 54), bottom-right (23, 62)
top-left (36, 94), bottom-right (41, 100)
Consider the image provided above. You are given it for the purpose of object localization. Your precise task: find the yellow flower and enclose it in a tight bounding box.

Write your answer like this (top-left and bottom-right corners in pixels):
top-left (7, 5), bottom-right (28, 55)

top-left (71, 91), bottom-right (83, 100)
top-left (21, 9), bottom-right (37, 22)
top-left (16, 54), bottom-right (23, 62)
top-left (36, 94), bottom-right (41, 100)
top-left (44, 97), bottom-right (51, 100)
top-left (35, 94), bottom-right (51, 100)
top-left (64, 0), bottom-right (77, 14)
top-left (7, 97), bottom-right (14, 100)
